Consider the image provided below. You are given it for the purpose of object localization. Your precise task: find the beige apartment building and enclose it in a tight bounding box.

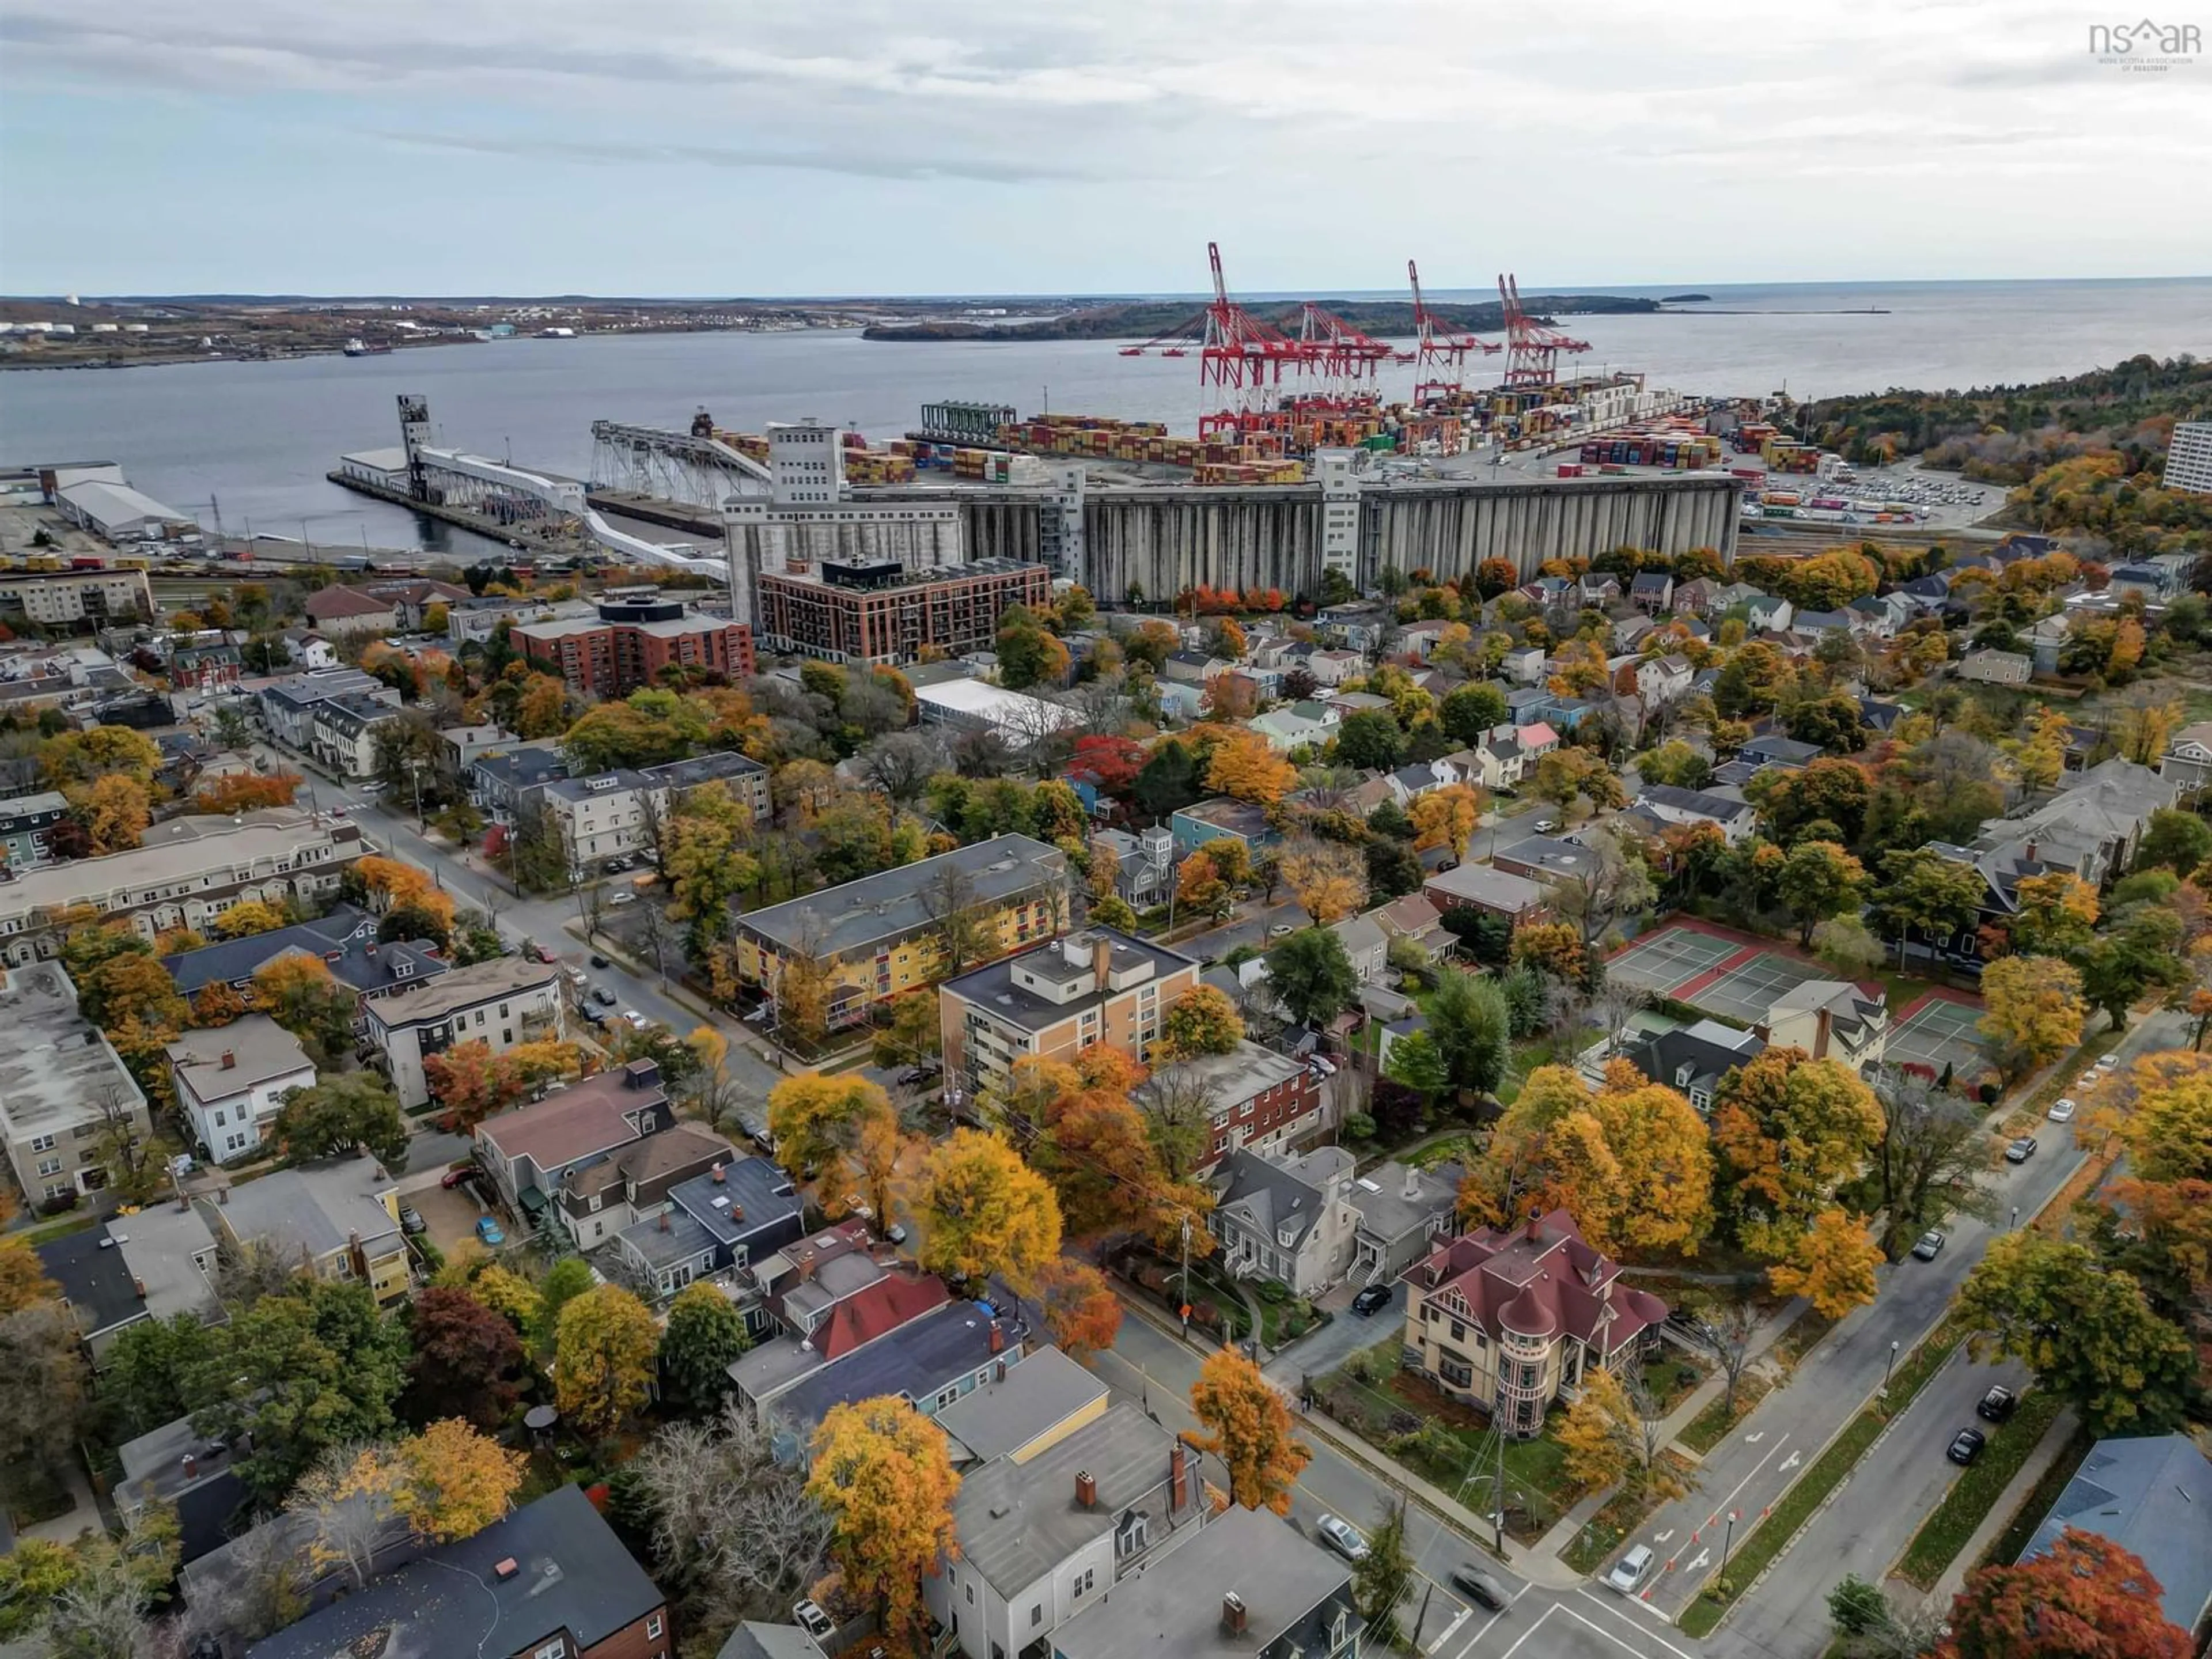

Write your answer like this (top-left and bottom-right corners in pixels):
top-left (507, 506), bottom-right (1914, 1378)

top-left (540, 751), bottom-right (771, 878)
top-left (0, 566), bottom-right (153, 630)
top-left (363, 956), bottom-right (567, 1109)
top-left (940, 929), bottom-right (1203, 1105)
top-left (0, 962), bottom-right (153, 1206)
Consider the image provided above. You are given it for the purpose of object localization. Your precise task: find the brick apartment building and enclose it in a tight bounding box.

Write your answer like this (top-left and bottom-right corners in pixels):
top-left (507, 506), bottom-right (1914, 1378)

top-left (514, 593), bottom-right (755, 696)
top-left (754, 556), bottom-right (1053, 665)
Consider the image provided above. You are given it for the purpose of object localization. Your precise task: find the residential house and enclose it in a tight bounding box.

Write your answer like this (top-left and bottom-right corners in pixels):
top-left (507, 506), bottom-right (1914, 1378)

top-left (1974, 757), bottom-right (2175, 888)
top-left (732, 834), bottom-right (1069, 1034)
top-left (1324, 690), bottom-right (1394, 719)
top-left (932, 1395), bottom-right (1209, 1659)
top-left (1621, 1020), bottom-right (1766, 1114)
top-left (278, 628), bottom-right (338, 669)
top-left (1400, 1208), bottom-right (1669, 1435)
top-left (1957, 647), bottom-right (2032, 686)
top-left (0, 789), bottom-right (69, 870)
top-left (2026, 613), bottom-right (2075, 675)
top-left (941, 929), bottom-right (1203, 1104)
top-left (1745, 593), bottom-right (1793, 632)
top-left (117, 1416), bottom-right (248, 1566)
top-left (1168, 796), bottom-right (1278, 857)
top-left (727, 1227), bottom-right (945, 1412)
top-left (1612, 615), bottom-right (1659, 654)
top-left (1161, 650), bottom-right (1228, 685)
top-left (1501, 645), bottom-right (1546, 685)
top-left (165, 1016), bottom-right (317, 1161)
top-left (242, 1484), bottom-right (670, 1659)
top-left (1144, 1040), bottom-right (1324, 1173)
top-left (363, 954), bottom-right (566, 1109)
top-left (1248, 701), bottom-right (1339, 753)
top-left (474, 1060), bottom-right (675, 1222)
top-left (1316, 602), bottom-right (1389, 652)
top-left (1673, 577), bottom-right (1721, 615)
top-left (1858, 697), bottom-right (1906, 737)
top-left (1305, 647), bottom-right (1365, 685)
top-left (300, 585), bottom-right (400, 637)
top-left (764, 1294), bottom-right (1030, 1440)
top-left (1634, 783), bottom-right (1760, 844)
top-left (208, 1152), bottom-right (409, 1306)
top-left (161, 903), bottom-right (449, 1026)
top-left (933, 1343), bottom-right (1109, 1467)
top-left (306, 691), bottom-right (403, 780)
top-left (1423, 862), bottom-right (1551, 926)
top-left (1090, 826), bottom-right (1177, 908)
top-left (468, 740), bottom-right (570, 821)
top-left (540, 750), bottom-right (772, 877)
top-left (1849, 592), bottom-right (1914, 638)
top-left (611, 1153), bottom-right (807, 1303)
top-left (1385, 760), bottom-right (1453, 808)
top-left (1212, 1146), bottom-right (1362, 1296)
top-left (1346, 1160), bottom-right (1460, 1285)
top-left (1490, 835), bottom-right (1601, 885)
top-left (1048, 1504), bottom-right (1362, 1659)
top-left (1628, 571), bottom-right (1675, 613)
top-left (1468, 725), bottom-right (1528, 790)
top-left (36, 1199), bottom-right (224, 1362)
top-left (256, 668), bottom-right (400, 753)
top-left (0, 961), bottom-right (153, 1206)
top-left (1372, 892), bottom-right (1453, 963)
top-left (548, 1118), bottom-right (734, 1251)
top-left (2161, 720), bottom-right (2212, 791)
top-left (2018, 1434), bottom-right (2212, 1635)
top-left (1635, 654), bottom-right (1694, 707)
top-left (2107, 563), bottom-right (2175, 603)
top-left (1758, 980), bottom-right (1888, 1074)
top-left (1737, 733), bottom-right (1823, 771)
top-left (1579, 572), bottom-right (1621, 607)
top-left (1397, 619), bottom-right (1453, 662)
top-left (0, 810), bottom-right (365, 963)
top-left (1331, 912), bottom-right (1389, 982)
top-left (1895, 573), bottom-right (1956, 614)
top-left (433, 722), bottom-right (514, 779)
top-left (1791, 609), bottom-right (1854, 639)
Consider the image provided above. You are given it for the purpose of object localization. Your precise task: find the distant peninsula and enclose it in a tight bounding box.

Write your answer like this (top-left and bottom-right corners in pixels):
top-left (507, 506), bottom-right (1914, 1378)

top-left (1661, 293), bottom-right (1713, 303)
top-left (863, 293), bottom-right (1660, 342)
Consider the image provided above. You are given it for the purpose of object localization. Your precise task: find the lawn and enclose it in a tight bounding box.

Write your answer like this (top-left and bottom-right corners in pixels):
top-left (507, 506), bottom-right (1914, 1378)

top-left (1980, 1425), bottom-right (2094, 1571)
top-left (1896, 1389), bottom-right (2067, 1589)
top-left (1315, 1338), bottom-right (1581, 1544)
top-left (1679, 1322), bottom-right (1964, 1638)
top-left (1560, 1452), bottom-right (1700, 1575)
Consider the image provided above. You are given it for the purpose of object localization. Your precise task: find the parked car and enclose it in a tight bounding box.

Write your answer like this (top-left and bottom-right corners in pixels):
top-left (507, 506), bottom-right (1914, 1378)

top-left (896, 1066), bottom-right (934, 1087)
top-left (2047, 1098), bottom-right (2076, 1123)
top-left (1532, 817), bottom-right (1559, 833)
top-left (590, 987), bottom-right (618, 1008)
top-left (608, 892), bottom-right (638, 907)
top-left (475, 1215), bottom-right (506, 1247)
top-left (398, 1206), bottom-right (426, 1235)
top-left (1911, 1229), bottom-right (1946, 1261)
top-left (1351, 1283), bottom-right (1392, 1317)
top-left (1268, 923), bottom-right (1294, 938)
top-left (623, 1010), bottom-right (651, 1030)
top-left (589, 953), bottom-right (611, 969)
top-left (1946, 1428), bottom-right (1987, 1465)
top-left (440, 1166), bottom-right (475, 1190)
top-left (2005, 1135), bottom-right (2037, 1164)
top-left (1449, 1566), bottom-right (1512, 1611)
top-left (1316, 1514), bottom-right (1369, 1563)
top-left (1976, 1385), bottom-right (2017, 1423)
top-left (2093, 1051), bottom-right (2120, 1071)
top-left (1605, 1545), bottom-right (1656, 1593)
top-left (1308, 1055), bottom-right (1338, 1077)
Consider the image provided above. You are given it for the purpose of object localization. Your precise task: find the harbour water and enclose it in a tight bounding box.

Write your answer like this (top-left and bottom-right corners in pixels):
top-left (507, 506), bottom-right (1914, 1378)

top-left (1, 276), bottom-right (2204, 556)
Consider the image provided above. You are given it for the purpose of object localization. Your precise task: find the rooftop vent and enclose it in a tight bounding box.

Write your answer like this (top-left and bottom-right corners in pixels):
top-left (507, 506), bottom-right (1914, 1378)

top-left (493, 1557), bottom-right (520, 1581)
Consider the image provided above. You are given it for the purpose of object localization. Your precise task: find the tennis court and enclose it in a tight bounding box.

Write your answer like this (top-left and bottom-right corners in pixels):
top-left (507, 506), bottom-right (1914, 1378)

top-left (1887, 993), bottom-right (1988, 1078)
top-left (1607, 921), bottom-right (1830, 1024)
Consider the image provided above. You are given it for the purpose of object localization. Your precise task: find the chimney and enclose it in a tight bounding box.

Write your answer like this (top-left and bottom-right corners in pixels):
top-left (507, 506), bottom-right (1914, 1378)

top-left (1402, 1164), bottom-right (1420, 1201)
top-left (988, 1321), bottom-right (1004, 1354)
top-left (798, 1251), bottom-right (816, 1281)
top-left (132, 1277), bottom-right (146, 1299)
top-left (1221, 1593), bottom-right (1247, 1637)
top-left (1171, 1443), bottom-right (1189, 1511)
top-left (711, 1164), bottom-right (725, 1184)
top-left (181, 1453), bottom-right (197, 1480)
top-left (2025, 839), bottom-right (2039, 863)
top-left (1526, 1209), bottom-right (1542, 1243)
top-left (219, 1050), bottom-right (235, 1070)
top-left (493, 1558), bottom-right (520, 1581)
top-left (994, 1358), bottom-right (1007, 1382)
top-left (1092, 933), bottom-right (1112, 993)
top-left (1814, 1005), bottom-right (1834, 1059)
top-left (1075, 1469), bottom-right (1096, 1509)
top-left (658, 1210), bottom-right (671, 1232)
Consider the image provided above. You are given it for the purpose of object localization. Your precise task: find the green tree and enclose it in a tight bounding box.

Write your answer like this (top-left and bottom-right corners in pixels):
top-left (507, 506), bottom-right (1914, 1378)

top-left (1775, 839), bottom-right (1869, 946)
top-left (1438, 683), bottom-right (1509, 745)
top-left (1133, 738), bottom-right (1201, 819)
top-left (1953, 1233), bottom-right (2195, 1435)
top-left (1263, 927), bottom-right (1358, 1029)
top-left (656, 1281), bottom-right (753, 1416)
top-left (1351, 1499), bottom-right (1414, 1647)
top-left (536, 1256), bottom-right (597, 1354)
top-left (665, 782), bottom-right (761, 960)
top-left (1382, 1028), bottom-right (1448, 1100)
top-left (2078, 904), bottom-right (2186, 1032)
top-left (100, 1312), bottom-right (223, 1440)
top-left (1868, 848), bottom-right (1986, 966)
top-left (269, 1072), bottom-right (409, 1168)
top-left (1333, 710), bottom-right (1407, 771)
top-left (2133, 807), bottom-right (2212, 876)
top-left (1426, 967), bottom-right (1512, 1095)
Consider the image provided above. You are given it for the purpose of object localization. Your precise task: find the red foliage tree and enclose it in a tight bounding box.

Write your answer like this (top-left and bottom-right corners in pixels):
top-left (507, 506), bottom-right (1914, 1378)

top-left (1936, 1527), bottom-right (2191, 1659)
top-left (1069, 736), bottom-right (1149, 801)
top-left (404, 1286), bottom-right (528, 1429)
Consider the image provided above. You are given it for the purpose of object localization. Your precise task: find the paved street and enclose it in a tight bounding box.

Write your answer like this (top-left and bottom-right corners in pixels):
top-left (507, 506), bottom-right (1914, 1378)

top-left (1177, 899), bottom-right (1308, 964)
top-left (1620, 1006), bottom-right (2186, 1639)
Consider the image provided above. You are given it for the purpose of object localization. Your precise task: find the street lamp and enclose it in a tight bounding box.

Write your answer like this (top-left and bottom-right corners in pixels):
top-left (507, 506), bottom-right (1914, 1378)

top-left (1718, 1509), bottom-right (1738, 1587)
top-left (2010, 1205), bottom-right (2019, 1231)
top-left (1882, 1339), bottom-right (1899, 1397)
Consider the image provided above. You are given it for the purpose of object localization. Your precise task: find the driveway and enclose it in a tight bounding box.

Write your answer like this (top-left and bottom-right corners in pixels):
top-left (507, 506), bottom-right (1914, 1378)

top-left (1265, 1281), bottom-right (1404, 1390)
top-left (407, 1178), bottom-right (490, 1256)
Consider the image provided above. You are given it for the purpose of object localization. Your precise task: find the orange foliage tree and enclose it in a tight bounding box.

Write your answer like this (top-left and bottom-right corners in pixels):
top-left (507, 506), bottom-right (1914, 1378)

top-left (196, 773), bottom-right (304, 813)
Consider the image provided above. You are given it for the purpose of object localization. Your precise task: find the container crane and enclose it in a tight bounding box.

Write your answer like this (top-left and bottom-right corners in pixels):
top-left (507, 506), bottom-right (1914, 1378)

top-left (1497, 272), bottom-right (1592, 389)
top-left (1116, 243), bottom-right (1309, 439)
top-left (1407, 259), bottom-right (1500, 405)
top-left (1291, 301), bottom-right (1404, 406)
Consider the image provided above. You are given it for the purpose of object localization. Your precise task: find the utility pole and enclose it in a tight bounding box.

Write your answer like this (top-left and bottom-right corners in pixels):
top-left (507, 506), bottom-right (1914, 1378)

top-left (1179, 1212), bottom-right (1192, 1335)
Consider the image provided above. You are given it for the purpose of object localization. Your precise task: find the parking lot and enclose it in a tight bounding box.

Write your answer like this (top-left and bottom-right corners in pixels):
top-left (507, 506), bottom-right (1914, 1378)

top-left (404, 1173), bottom-right (497, 1257)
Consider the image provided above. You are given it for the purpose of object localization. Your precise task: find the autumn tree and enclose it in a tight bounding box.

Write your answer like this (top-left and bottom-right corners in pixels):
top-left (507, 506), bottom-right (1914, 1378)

top-left (656, 1281), bottom-right (752, 1417)
top-left (1531, 747), bottom-right (1625, 817)
top-left (873, 990), bottom-right (943, 1071)
top-left (1509, 921), bottom-right (1589, 988)
top-left (1556, 1364), bottom-right (1635, 1493)
top-left (554, 1284), bottom-right (660, 1437)
top-left (2121, 1050), bottom-right (2212, 1183)
top-left (214, 899), bottom-right (293, 940)
top-left (807, 1396), bottom-right (961, 1647)
top-left (1766, 1207), bottom-right (1884, 1319)
top-left (665, 782), bottom-right (761, 960)
top-left (0, 1236), bottom-right (57, 1316)
top-left (71, 766), bottom-right (153, 848)
top-left (251, 954), bottom-right (362, 1065)
top-left (911, 1129), bottom-right (1062, 1289)
top-left (1710, 1049), bottom-right (1884, 1259)
top-left (1868, 848), bottom-right (1986, 967)
top-left (1410, 783), bottom-right (1484, 859)
top-left (1775, 840), bottom-right (1868, 946)
top-left (767, 1071), bottom-right (896, 1205)
top-left (1029, 1259), bottom-right (1122, 1361)
top-left (197, 773), bottom-right (304, 814)
top-left (1978, 954), bottom-right (2086, 1078)
top-left (1935, 1527), bottom-right (2192, 1659)
top-left (1186, 1349), bottom-right (1309, 1514)
top-left (1206, 729), bottom-right (1297, 804)
top-left (268, 1071), bottom-right (408, 1168)
top-left (1157, 984), bottom-right (1243, 1058)
top-left (1278, 835), bottom-right (1368, 924)
top-left (2008, 871), bottom-right (2099, 958)
top-left (423, 1037), bottom-right (584, 1132)
top-left (391, 1418), bottom-right (525, 1543)
top-left (402, 1287), bottom-right (527, 1429)
top-left (1870, 1075), bottom-right (1995, 1258)
top-left (1953, 1232), bottom-right (2194, 1435)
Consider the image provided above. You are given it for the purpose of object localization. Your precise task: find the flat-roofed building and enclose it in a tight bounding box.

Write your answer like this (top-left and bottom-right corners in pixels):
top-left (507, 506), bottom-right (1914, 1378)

top-left (0, 810), bottom-right (365, 963)
top-left (940, 929), bottom-right (1202, 1103)
top-left (733, 834), bottom-right (1069, 1034)
top-left (0, 961), bottom-right (153, 1205)
top-left (514, 593), bottom-right (755, 697)
top-left (1143, 1040), bottom-right (1324, 1174)
top-left (0, 566), bottom-right (152, 629)
top-left (363, 955), bottom-right (566, 1109)
top-left (541, 750), bottom-right (770, 877)
top-left (756, 556), bottom-right (1053, 665)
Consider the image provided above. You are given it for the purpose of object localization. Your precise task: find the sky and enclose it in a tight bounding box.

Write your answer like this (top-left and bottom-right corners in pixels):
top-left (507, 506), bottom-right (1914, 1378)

top-left (3, 0), bottom-right (2209, 297)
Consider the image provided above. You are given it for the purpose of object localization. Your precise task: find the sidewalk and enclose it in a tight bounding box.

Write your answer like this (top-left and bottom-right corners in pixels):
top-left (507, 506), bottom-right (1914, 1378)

top-left (1899, 1406), bottom-right (2079, 1613)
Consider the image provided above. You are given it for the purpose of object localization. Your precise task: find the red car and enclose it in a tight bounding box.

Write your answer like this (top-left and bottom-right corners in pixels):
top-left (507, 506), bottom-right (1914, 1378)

top-left (440, 1166), bottom-right (476, 1189)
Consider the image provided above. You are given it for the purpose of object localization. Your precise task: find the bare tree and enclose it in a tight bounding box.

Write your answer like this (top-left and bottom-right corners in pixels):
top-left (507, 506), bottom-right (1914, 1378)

top-left (634, 786), bottom-right (672, 880)
top-left (635, 902), bottom-right (677, 988)
top-left (214, 1234), bottom-right (310, 1307)
top-left (1545, 824), bottom-right (1656, 949)
top-left (950, 725), bottom-right (1017, 778)
top-left (857, 732), bottom-right (949, 806)
top-left (1134, 1067), bottom-right (1219, 1183)
top-left (173, 1509), bottom-right (314, 1653)
top-left (575, 880), bottom-right (608, 945)
top-left (1589, 976), bottom-right (1649, 1060)
top-left (918, 862), bottom-right (990, 975)
top-left (1687, 1295), bottom-right (1763, 1416)
top-left (284, 1441), bottom-right (404, 1593)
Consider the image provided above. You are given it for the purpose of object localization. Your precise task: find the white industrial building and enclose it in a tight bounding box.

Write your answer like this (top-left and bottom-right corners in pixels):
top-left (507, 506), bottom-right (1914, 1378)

top-left (914, 678), bottom-right (1084, 747)
top-left (2168, 423), bottom-right (2212, 497)
top-left (55, 479), bottom-right (196, 542)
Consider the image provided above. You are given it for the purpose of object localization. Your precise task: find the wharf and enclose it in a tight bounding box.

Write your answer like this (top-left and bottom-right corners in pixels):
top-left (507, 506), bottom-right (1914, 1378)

top-left (327, 469), bottom-right (578, 555)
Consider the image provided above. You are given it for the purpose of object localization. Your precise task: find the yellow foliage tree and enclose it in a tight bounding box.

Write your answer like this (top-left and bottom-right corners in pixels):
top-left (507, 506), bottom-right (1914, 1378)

top-left (1205, 730), bottom-right (1297, 805)
top-left (554, 1284), bottom-right (659, 1437)
top-left (808, 1396), bottom-right (963, 1647)
top-left (1555, 1363), bottom-right (1634, 1493)
top-left (81, 774), bottom-right (152, 854)
top-left (1978, 954), bottom-right (2086, 1078)
top-left (215, 899), bottom-right (291, 940)
top-left (910, 1128), bottom-right (1063, 1289)
top-left (1410, 783), bottom-right (1486, 858)
top-left (1186, 1349), bottom-right (1310, 1514)
top-left (768, 1071), bottom-right (896, 1201)
top-left (392, 1419), bottom-right (526, 1543)
top-left (1278, 836), bottom-right (1368, 925)
top-left (1766, 1207), bottom-right (1883, 1319)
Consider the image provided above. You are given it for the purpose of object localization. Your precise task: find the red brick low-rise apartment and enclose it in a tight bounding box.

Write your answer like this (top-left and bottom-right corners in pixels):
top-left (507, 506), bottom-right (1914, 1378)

top-left (755, 555), bottom-right (1052, 666)
top-left (515, 592), bottom-right (755, 696)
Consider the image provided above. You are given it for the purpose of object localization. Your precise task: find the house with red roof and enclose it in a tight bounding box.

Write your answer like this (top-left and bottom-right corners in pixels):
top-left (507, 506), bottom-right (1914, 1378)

top-left (1399, 1207), bottom-right (1668, 1437)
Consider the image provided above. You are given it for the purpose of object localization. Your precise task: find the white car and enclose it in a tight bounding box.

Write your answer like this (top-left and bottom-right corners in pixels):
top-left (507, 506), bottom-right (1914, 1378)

top-left (2093, 1052), bottom-right (2120, 1072)
top-left (2047, 1098), bottom-right (2077, 1123)
top-left (608, 892), bottom-right (638, 907)
top-left (1316, 1514), bottom-right (1369, 1563)
top-left (1532, 818), bottom-right (1559, 833)
top-left (622, 1010), bottom-right (651, 1030)
top-left (1606, 1544), bottom-right (1656, 1593)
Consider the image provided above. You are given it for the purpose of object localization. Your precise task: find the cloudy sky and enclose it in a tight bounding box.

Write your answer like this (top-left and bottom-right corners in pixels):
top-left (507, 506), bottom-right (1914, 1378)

top-left (3, 0), bottom-right (2208, 296)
